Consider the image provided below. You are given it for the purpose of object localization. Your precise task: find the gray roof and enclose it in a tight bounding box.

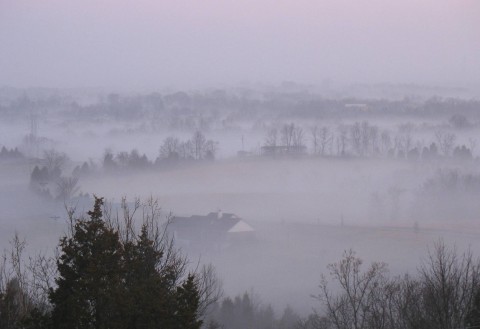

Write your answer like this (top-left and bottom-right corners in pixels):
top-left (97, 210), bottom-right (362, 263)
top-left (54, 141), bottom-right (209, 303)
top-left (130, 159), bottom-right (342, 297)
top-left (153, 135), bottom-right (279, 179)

top-left (170, 212), bottom-right (251, 233)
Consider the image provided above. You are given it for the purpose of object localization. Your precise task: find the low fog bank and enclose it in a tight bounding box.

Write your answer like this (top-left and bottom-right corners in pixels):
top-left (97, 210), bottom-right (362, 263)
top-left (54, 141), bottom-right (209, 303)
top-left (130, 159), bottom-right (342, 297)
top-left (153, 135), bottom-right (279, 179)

top-left (2, 85), bottom-right (480, 163)
top-left (2, 192), bottom-right (480, 315)
top-left (3, 156), bottom-right (480, 314)
top-left (3, 87), bottom-right (480, 316)
top-left (80, 157), bottom-right (480, 228)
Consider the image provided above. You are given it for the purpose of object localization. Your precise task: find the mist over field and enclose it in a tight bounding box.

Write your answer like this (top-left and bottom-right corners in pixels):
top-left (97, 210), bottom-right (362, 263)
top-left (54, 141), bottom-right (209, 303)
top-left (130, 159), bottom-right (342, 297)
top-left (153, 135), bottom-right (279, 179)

top-left (3, 87), bottom-right (480, 317)
top-left (1, 0), bottom-right (480, 328)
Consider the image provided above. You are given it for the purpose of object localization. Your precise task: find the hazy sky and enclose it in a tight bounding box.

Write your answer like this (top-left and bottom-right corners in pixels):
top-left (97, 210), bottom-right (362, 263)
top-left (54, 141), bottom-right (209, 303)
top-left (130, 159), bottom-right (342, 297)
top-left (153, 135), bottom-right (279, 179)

top-left (1, 0), bottom-right (479, 91)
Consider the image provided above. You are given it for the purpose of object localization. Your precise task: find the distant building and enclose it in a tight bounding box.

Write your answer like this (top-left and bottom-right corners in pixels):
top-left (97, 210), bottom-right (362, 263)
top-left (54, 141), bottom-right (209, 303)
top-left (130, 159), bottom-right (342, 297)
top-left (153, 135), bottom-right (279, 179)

top-left (169, 211), bottom-right (255, 250)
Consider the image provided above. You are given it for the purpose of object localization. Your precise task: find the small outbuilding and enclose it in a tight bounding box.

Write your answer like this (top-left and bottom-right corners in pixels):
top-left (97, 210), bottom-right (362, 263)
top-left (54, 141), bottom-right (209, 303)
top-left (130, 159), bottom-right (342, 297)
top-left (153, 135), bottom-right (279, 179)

top-left (169, 211), bottom-right (255, 250)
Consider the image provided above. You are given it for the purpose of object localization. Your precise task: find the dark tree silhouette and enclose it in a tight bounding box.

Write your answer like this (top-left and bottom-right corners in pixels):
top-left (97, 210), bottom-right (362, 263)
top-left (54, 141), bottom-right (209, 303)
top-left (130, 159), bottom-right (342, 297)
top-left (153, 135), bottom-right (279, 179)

top-left (47, 197), bottom-right (203, 329)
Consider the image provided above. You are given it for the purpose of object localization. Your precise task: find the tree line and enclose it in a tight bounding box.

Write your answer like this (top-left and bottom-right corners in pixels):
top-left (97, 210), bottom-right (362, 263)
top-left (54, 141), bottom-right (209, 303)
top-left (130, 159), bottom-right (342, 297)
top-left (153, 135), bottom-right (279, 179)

top-left (262, 121), bottom-right (475, 161)
top-left (3, 89), bottom-right (480, 126)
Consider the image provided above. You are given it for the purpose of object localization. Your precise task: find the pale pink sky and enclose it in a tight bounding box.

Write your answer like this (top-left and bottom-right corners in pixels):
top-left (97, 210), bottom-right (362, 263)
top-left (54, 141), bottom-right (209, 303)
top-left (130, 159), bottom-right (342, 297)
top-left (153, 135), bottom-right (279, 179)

top-left (0, 0), bottom-right (479, 90)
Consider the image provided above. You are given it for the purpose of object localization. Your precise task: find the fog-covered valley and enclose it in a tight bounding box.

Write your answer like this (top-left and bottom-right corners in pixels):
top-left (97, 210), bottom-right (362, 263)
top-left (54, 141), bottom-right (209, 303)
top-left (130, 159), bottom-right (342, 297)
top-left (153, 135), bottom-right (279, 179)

top-left (2, 0), bottom-right (480, 326)
top-left (2, 87), bottom-right (480, 324)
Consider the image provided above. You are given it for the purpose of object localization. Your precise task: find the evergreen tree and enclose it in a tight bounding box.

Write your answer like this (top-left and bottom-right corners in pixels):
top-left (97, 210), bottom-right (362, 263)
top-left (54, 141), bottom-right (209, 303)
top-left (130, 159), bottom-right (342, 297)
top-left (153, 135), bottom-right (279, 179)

top-left (49, 197), bottom-right (124, 329)
top-left (175, 275), bottom-right (202, 329)
top-left (45, 196), bottom-right (204, 329)
top-left (122, 226), bottom-right (171, 329)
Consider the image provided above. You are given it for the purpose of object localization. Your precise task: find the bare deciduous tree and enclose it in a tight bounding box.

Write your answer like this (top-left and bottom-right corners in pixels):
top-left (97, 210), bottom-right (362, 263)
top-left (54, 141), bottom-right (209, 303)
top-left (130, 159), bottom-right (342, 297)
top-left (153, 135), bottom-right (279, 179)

top-left (420, 240), bottom-right (480, 329)
top-left (380, 130), bottom-right (392, 156)
top-left (281, 123), bottom-right (294, 149)
top-left (361, 121), bottom-right (378, 156)
top-left (204, 140), bottom-right (218, 160)
top-left (350, 123), bottom-right (362, 156)
top-left (264, 128), bottom-right (278, 147)
top-left (55, 176), bottom-right (79, 201)
top-left (43, 149), bottom-right (68, 173)
top-left (468, 138), bottom-right (477, 156)
top-left (349, 122), bottom-right (379, 156)
top-left (318, 126), bottom-right (332, 156)
top-left (434, 129), bottom-right (457, 156)
top-left (318, 249), bottom-right (389, 329)
top-left (196, 264), bottom-right (223, 318)
top-left (336, 125), bottom-right (349, 157)
top-left (192, 130), bottom-right (207, 160)
top-left (292, 125), bottom-right (305, 149)
top-left (394, 132), bottom-right (413, 159)
top-left (0, 234), bottom-right (51, 327)
top-left (311, 126), bottom-right (319, 154)
top-left (100, 197), bottom-right (223, 320)
top-left (180, 140), bottom-right (195, 160)
top-left (159, 136), bottom-right (181, 160)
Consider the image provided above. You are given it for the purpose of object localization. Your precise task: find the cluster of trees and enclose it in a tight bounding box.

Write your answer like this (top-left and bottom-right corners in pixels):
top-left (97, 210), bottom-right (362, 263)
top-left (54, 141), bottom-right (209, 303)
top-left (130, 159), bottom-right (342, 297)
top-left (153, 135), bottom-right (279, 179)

top-left (205, 291), bottom-right (299, 329)
top-left (411, 169), bottom-right (480, 221)
top-left (29, 150), bottom-right (79, 201)
top-left (262, 121), bottom-right (475, 161)
top-left (0, 147), bottom-right (24, 161)
top-left (308, 243), bottom-right (480, 329)
top-left (26, 132), bottom-right (218, 202)
top-left (26, 131), bottom-right (217, 201)
top-left (102, 131), bottom-right (217, 172)
top-left (0, 197), bottom-right (221, 329)
top-left (423, 169), bottom-right (480, 195)
top-left (71, 161), bottom-right (93, 177)
top-left (262, 123), bottom-right (307, 156)
top-left (157, 131), bottom-right (217, 164)
top-left (103, 149), bottom-right (151, 171)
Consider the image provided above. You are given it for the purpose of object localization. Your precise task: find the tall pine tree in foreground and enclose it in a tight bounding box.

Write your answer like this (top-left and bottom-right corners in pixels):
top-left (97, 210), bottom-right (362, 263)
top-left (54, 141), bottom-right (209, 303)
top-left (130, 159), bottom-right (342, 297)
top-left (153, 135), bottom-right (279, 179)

top-left (47, 196), bottom-right (202, 329)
